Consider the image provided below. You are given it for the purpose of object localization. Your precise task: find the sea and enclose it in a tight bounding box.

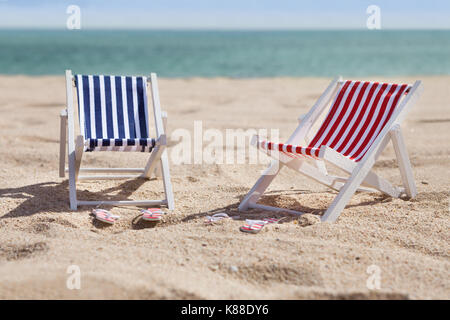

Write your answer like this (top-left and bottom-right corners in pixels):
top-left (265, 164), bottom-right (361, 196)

top-left (0, 29), bottom-right (449, 77)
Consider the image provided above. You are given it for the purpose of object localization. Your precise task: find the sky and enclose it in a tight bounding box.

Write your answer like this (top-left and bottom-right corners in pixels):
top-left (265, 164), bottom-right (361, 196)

top-left (0, 0), bottom-right (449, 30)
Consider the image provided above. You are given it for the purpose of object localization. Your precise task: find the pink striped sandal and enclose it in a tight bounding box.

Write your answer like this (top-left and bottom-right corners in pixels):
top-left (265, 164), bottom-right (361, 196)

top-left (93, 209), bottom-right (120, 225)
top-left (239, 219), bottom-right (269, 234)
top-left (141, 208), bottom-right (164, 222)
top-left (239, 217), bottom-right (283, 234)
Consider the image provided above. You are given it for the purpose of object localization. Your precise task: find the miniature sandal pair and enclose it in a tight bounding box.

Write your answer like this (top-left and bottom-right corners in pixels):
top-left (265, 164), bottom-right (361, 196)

top-left (93, 207), bottom-right (165, 225)
top-left (203, 214), bottom-right (282, 233)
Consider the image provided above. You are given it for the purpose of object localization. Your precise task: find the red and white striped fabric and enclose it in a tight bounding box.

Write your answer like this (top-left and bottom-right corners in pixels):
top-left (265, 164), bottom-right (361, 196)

top-left (258, 80), bottom-right (410, 162)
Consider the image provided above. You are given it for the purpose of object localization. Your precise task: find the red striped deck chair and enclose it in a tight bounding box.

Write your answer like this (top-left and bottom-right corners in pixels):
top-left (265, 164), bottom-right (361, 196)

top-left (239, 77), bottom-right (423, 222)
top-left (59, 70), bottom-right (174, 210)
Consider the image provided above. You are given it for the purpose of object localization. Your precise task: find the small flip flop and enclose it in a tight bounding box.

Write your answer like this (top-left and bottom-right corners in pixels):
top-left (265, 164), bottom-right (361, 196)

top-left (263, 218), bottom-right (283, 224)
top-left (93, 209), bottom-right (120, 225)
top-left (141, 208), bottom-right (164, 222)
top-left (204, 213), bottom-right (231, 224)
top-left (239, 219), bottom-right (269, 234)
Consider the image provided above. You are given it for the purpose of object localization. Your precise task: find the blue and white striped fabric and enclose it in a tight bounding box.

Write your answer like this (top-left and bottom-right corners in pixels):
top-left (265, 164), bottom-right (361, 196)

top-left (74, 75), bottom-right (155, 152)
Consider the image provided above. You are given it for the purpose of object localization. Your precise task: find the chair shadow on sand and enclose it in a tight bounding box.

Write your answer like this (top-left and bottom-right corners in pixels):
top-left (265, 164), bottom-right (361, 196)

top-left (182, 189), bottom-right (393, 224)
top-left (0, 179), bottom-right (154, 220)
top-left (1, 180), bottom-right (394, 226)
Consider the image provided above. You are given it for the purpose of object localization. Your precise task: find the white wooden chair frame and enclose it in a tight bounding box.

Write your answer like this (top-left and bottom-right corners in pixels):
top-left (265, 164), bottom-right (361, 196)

top-left (239, 77), bottom-right (423, 222)
top-left (59, 70), bottom-right (174, 211)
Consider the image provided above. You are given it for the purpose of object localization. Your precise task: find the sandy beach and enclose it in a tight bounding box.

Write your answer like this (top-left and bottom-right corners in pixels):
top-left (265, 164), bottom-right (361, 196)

top-left (0, 75), bottom-right (448, 299)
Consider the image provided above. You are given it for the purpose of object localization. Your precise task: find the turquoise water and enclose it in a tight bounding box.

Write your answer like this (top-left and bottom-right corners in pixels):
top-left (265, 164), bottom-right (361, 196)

top-left (0, 30), bottom-right (449, 77)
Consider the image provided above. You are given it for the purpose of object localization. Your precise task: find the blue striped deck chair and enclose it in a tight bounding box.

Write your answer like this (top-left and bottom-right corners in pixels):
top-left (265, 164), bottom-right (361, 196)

top-left (59, 70), bottom-right (174, 211)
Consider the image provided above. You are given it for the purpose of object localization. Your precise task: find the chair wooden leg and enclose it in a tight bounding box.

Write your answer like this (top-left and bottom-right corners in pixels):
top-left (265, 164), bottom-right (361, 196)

top-left (390, 125), bottom-right (417, 198)
top-left (321, 156), bottom-right (377, 222)
top-left (59, 109), bottom-right (68, 178)
top-left (68, 148), bottom-right (77, 211)
top-left (153, 111), bottom-right (167, 178)
top-left (142, 145), bottom-right (163, 179)
top-left (160, 149), bottom-right (175, 210)
top-left (65, 70), bottom-right (77, 210)
top-left (75, 135), bottom-right (84, 181)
